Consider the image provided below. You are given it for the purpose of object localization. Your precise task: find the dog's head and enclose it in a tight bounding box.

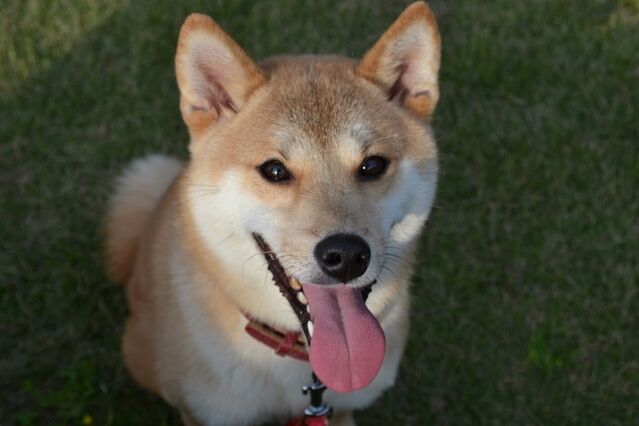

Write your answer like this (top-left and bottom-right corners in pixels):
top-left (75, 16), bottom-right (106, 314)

top-left (177, 2), bottom-right (440, 392)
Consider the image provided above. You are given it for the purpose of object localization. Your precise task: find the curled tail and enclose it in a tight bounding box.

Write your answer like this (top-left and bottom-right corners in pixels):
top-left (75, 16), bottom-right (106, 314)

top-left (105, 154), bottom-right (182, 284)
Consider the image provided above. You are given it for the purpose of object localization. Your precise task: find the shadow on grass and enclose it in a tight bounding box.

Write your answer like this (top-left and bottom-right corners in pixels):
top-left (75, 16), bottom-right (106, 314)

top-left (0, 1), bottom-right (415, 424)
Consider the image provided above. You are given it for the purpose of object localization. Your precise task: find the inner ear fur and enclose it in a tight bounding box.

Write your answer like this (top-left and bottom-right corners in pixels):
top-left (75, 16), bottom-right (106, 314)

top-left (175, 14), bottom-right (265, 138)
top-left (357, 2), bottom-right (441, 119)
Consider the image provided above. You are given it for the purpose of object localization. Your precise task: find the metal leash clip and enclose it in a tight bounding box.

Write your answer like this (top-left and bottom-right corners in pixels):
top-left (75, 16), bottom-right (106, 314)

top-left (301, 373), bottom-right (333, 419)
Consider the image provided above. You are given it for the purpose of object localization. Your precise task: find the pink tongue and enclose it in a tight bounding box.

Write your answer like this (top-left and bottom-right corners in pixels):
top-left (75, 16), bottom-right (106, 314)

top-left (302, 283), bottom-right (386, 393)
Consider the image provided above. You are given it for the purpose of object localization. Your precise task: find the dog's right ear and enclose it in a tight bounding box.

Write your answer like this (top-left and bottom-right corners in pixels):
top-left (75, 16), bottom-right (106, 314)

top-left (176, 14), bottom-right (265, 138)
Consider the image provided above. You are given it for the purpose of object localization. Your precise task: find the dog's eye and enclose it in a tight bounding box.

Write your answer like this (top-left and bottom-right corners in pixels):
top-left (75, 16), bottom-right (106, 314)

top-left (259, 160), bottom-right (292, 183)
top-left (358, 156), bottom-right (389, 180)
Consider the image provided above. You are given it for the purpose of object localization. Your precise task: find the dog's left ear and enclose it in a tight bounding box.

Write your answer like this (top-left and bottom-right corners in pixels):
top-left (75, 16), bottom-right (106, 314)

top-left (176, 14), bottom-right (265, 138)
top-left (357, 2), bottom-right (441, 119)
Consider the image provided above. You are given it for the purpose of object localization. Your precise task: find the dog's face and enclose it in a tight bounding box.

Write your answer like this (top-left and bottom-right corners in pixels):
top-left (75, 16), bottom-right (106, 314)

top-left (176, 2), bottom-right (440, 392)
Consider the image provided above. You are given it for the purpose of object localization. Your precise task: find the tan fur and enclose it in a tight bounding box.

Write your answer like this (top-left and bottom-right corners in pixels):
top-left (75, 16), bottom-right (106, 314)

top-left (175, 13), bottom-right (265, 140)
top-left (358, 2), bottom-right (441, 118)
top-left (106, 3), bottom-right (440, 425)
top-left (105, 155), bottom-right (182, 283)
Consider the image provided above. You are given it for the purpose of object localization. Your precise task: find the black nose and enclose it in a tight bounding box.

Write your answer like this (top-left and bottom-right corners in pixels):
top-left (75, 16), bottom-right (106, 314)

top-left (314, 234), bottom-right (371, 283)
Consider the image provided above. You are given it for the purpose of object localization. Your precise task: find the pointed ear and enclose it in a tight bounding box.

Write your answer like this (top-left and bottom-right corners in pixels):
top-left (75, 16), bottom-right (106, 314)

top-left (357, 2), bottom-right (441, 119)
top-left (175, 14), bottom-right (265, 137)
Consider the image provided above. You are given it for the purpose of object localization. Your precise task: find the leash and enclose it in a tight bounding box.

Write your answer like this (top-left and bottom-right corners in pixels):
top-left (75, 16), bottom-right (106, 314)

top-left (285, 374), bottom-right (332, 426)
top-left (250, 234), bottom-right (333, 426)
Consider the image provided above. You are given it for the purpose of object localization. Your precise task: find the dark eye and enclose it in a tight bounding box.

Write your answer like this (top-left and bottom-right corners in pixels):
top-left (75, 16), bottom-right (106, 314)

top-left (259, 160), bottom-right (292, 183)
top-left (358, 156), bottom-right (389, 180)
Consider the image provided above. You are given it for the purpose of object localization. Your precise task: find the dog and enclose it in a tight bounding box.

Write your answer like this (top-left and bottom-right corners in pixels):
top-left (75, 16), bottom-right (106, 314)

top-left (105, 2), bottom-right (440, 425)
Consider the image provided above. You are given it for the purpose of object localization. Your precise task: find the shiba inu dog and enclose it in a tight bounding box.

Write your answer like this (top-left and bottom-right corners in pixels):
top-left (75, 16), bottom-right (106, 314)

top-left (105, 2), bottom-right (440, 425)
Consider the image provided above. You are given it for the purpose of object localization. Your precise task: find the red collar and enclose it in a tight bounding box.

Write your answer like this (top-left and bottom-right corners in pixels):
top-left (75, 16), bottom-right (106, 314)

top-left (244, 316), bottom-right (309, 362)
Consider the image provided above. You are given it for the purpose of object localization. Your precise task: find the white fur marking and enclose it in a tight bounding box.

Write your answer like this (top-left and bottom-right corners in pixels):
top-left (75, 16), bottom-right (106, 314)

top-left (381, 159), bottom-right (436, 248)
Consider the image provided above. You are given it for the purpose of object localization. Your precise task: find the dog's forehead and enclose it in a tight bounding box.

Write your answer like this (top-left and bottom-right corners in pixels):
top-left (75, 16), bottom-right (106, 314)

top-left (273, 120), bottom-right (381, 162)
top-left (262, 58), bottom-right (407, 160)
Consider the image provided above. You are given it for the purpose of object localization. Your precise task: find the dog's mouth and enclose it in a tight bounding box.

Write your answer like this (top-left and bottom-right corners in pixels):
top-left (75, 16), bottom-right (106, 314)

top-left (252, 233), bottom-right (386, 393)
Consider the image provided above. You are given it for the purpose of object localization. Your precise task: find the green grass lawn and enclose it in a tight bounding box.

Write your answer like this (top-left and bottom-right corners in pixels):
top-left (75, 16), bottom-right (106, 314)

top-left (1, 0), bottom-right (638, 424)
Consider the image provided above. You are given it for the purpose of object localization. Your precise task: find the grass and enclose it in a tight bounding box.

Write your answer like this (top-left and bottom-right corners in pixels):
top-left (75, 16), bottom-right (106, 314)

top-left (1, 0), bottom-right (637, 424)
